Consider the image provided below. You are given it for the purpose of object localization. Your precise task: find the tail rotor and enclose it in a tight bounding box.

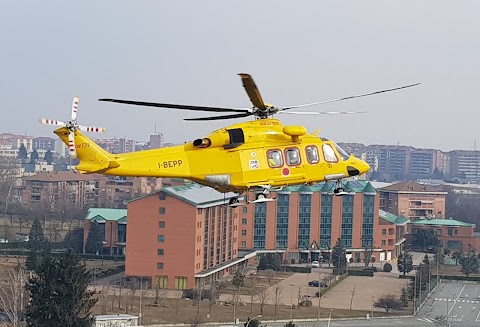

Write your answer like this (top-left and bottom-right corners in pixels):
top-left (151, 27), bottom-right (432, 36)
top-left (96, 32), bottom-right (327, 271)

top-left (40, 96), bottom-right (106, 158)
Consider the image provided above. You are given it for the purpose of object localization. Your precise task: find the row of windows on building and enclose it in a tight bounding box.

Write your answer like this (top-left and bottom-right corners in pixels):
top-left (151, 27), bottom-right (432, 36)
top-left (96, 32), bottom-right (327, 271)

top-left (155, 275), bottom-right (188, 289)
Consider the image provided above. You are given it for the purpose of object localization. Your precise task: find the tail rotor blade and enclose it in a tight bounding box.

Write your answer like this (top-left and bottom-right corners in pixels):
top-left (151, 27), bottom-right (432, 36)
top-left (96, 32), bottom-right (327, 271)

top-left (78, 125), bottom-right (106, 133)
top-left (71, 96), bottom-right (79, 121)
top-left (39, 118), bottom-right (66, 126)
top-left (68, 132), bottom-right (77, 158)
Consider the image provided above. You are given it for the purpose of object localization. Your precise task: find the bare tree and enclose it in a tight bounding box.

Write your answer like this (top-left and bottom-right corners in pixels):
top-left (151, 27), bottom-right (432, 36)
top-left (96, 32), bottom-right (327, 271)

top-left (209, 280), bottom-right (223, 315)
top-left (273, 282), bottom-right (284, 316)
top-left (128, 279), bottom-right (139, 312)
top-left (256, 289), bottom-right (270, 315)
top-left (248, 274), bottom-right (258, 313)
top-left (99, 284), bottom-right (110, 314)
top-left (111, 287), bottom-right (118, 311)
top-left (374, 294), bottom-right (404, 313)
top-left (265, 269), bottom-right (275, 282)
top-left (48, 220), bottom-right (62, 242)
top-left (349, 284), bottom-right (356, 311)
top-left (0, 265), bottom-right (27, 327)
top-left (297, 286), bottom-right (303, 306)
top-left (362, 238), bottom-right (374, 268)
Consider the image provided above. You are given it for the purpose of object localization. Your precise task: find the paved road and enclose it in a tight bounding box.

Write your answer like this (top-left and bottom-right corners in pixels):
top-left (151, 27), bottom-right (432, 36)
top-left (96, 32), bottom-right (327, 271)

top-left (419, 280), bottom-right (480, 325)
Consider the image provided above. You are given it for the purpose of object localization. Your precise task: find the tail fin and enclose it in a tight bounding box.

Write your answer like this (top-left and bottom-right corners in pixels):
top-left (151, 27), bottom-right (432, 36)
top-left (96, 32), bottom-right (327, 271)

top-left (54, 127), bottom-right (119, 173)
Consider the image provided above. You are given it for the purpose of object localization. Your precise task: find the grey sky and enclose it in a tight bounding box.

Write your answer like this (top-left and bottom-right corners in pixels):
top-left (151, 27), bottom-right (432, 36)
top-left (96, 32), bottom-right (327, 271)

top-left (1, 1), bottom-right (479, 151)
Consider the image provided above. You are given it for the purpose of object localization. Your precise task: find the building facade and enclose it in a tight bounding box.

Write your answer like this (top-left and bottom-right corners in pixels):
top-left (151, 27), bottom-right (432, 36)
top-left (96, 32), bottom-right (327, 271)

top-left (83, 208), bottom-right (127, 255)
top-left (378, 181), bottom-right (447, 220)
top-left (406, 218), bottom-right (480, 253)
top-left (21, 171), bottom-right (98, 209)
top-left (20, 171), bottom-right (166, 210)
top-left (125, 184), bottom-right (252, 289)
top-left (123, 181), bottom-right (409, 290)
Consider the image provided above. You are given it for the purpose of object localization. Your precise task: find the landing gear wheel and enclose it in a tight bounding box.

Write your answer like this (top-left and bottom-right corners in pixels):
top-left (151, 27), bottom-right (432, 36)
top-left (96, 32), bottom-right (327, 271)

top-left (228, 197), bottom-right (239, 206)
top-left (334, 188), bottom-right (344, 195)
top-left (256, 193), bottom-right (266, 200)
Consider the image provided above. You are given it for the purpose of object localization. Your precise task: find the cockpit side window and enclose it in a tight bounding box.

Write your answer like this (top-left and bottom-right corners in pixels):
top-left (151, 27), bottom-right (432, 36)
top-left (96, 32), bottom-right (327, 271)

top-left (267, 149), bottom-right (283, 168)
top-left (285, 148), bottom-right (301, 166)
top-left (305, 145), bottom-right (320, 164)
top-left (322, 144), bottom-right (338, 163)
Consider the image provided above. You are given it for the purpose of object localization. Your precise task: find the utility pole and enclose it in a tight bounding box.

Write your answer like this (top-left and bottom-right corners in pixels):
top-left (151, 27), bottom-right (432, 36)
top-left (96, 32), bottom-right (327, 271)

top-left (413, 273), bottom-right (417, 314)
top-left (370, 296), bottom-right (374, 327)
top-left (317, 271), bottom-right (321, 320)
top-left (419, 265), bottom-right (423, 309)
top-left (436, 249), bottom-right (440, 286)
top-left (289, 283), bottom-right (294, 320)
top-left (139, 277), bottom-right (143, 325)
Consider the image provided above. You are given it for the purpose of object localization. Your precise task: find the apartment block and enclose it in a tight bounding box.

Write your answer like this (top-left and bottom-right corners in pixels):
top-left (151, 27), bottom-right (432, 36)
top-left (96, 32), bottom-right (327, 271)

top-left (21, 171), bottom-right (98, 209)
top-left (450, 150), bottom-right (480, 181)
top-left (378, 181), bottom-right (447, 220)
top-left (125, 184), bottom-right (250, 289)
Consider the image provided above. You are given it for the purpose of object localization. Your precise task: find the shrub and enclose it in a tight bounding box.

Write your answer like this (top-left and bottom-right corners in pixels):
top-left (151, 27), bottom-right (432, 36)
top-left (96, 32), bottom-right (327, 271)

top-left (383, 262), bottom-right (393, 272)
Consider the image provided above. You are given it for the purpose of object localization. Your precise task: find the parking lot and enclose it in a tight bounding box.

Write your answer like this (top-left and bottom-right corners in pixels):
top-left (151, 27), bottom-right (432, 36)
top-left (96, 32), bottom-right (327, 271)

top-left (419, 281), bottom-right (480, 324)
top-left (223, 267), bottom-right (410, 312)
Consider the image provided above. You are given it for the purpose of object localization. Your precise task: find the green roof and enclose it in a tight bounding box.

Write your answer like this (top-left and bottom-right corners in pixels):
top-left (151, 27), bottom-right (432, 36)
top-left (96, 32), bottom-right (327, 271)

top-left (130, 183), bottom-right (237, 207)
top-left (298, 185), bottom-right (313, 193)
top-left (411, 218), bottom-right (474, 227)
top-left (130, 180), bottom-right (379, 206)
top-left (86, 208), bottom-right (127, 222)
top-left (379, 209), bottom-right (408, 225)
top-left (362, 182), bottom-right (377, 195)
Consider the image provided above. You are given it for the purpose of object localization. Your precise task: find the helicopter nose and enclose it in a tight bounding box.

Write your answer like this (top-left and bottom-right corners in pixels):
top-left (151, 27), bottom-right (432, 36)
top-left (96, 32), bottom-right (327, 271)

top-left (347, 160), bottom-right (370, 177)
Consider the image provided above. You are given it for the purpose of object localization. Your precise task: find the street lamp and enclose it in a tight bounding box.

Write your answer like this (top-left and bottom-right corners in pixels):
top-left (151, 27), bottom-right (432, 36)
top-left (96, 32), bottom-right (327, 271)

top-left (289, 283), bottom-right (295, 320)
top-left (317, 271), bottom-right (321, 321)
top-left (370, 297), bottom-right (374, 327)
top-left (246, 314), bottom-right (262, 327)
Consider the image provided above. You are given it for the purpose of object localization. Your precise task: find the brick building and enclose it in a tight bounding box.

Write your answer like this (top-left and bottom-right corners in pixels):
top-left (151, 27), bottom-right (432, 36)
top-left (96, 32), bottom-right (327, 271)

top-left (125, 183), bottom-right (253, 289)
top-left (84, 208), bottom-right (127, 255)
top-left (21, 171), bottom-right (97, 209)
top-left (406, 218), bottom-right (480, 253)
top-left (19, 171), bottom-right (165, 209)
top-left (123, 181), bottom-right (408, 289)
top-left (378, 181), bottom-right (447, 220)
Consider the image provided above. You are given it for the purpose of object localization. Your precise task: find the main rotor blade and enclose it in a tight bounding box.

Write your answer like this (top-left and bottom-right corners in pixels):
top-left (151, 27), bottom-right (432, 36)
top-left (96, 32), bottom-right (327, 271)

top-left (99, 98), bottom-right (250, 113)
top-left (238, 73), bottom-right (266, 110)
top-left (281, 83), bottom-right (421, 111)
top-left (279, 111), bottom-right (367, 115)
top-left (184, 113), bottom-right (253, 121)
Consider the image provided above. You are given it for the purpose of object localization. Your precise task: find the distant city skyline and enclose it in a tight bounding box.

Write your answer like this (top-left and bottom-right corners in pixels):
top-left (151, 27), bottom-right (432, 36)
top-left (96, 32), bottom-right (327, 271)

top-left (1, 2), bottom-right (480, 151)
top-left (1, 128), bottom-right (478, 153)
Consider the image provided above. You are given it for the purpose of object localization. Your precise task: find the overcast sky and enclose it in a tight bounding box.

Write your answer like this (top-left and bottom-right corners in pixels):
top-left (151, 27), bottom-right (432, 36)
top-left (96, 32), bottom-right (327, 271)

top-left (1, 1), bottom-right (479, 151)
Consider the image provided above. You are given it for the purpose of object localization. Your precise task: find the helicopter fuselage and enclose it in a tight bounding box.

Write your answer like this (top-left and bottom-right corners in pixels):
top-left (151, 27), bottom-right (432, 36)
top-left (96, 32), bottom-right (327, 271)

top-left (55, 118), bottom-right (370, 193)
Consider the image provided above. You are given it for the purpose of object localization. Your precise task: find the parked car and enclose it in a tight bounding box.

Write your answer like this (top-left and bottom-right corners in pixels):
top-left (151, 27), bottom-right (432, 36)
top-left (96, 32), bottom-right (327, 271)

top-left (363, 266), bottom-right (378, 272)
top-left (308, 280), bottom-right (326, 287)
top-left (311, 260), bottom-right (320, 268)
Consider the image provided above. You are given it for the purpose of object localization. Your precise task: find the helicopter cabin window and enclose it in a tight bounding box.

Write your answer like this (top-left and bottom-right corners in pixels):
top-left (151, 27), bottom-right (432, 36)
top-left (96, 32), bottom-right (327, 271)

top-left (285, 148), bottom-right (301, 166)
top-left (267, 150), bottom-right (283, 168)
top-left (322, 144), bottom-right (338, 163)
top-left (305, 146), bottom-right (320, 164)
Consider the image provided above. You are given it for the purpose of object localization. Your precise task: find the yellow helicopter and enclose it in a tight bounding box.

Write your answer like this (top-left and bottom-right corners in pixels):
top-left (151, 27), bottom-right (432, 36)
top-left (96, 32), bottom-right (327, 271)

top-left (41, 74), bottom-right (419, 205)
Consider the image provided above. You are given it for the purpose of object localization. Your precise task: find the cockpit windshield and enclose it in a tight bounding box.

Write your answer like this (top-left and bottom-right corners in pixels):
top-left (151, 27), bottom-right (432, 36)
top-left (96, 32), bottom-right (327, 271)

top-left (334, 142), bottom-right (350, 161)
